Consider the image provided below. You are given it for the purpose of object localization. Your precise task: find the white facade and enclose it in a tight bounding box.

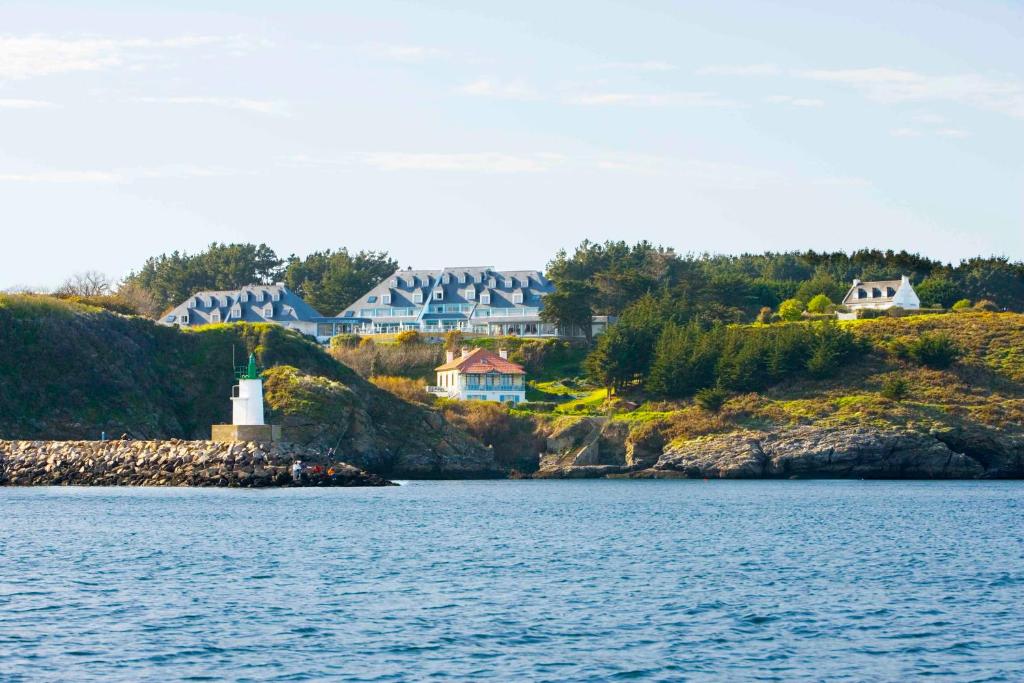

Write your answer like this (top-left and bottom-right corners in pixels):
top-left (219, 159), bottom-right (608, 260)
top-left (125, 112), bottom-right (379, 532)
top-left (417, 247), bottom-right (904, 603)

top-left (427, 348), bottom-right (527, 404)
top-left (231, 378), bottom-right (266, 425)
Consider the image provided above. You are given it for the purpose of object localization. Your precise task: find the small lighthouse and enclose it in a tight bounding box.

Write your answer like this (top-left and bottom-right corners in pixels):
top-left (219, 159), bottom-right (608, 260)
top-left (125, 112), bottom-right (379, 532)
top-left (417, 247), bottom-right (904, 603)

top-left (211, 352), bottom-right (281, 442)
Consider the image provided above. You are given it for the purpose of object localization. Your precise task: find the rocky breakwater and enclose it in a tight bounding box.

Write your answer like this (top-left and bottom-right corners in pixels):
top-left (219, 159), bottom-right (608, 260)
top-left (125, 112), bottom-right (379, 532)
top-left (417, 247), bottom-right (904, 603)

top-left (639, 425), bottom-right (1023, 479)
top-left (0, 440), bottom-right (393, 487)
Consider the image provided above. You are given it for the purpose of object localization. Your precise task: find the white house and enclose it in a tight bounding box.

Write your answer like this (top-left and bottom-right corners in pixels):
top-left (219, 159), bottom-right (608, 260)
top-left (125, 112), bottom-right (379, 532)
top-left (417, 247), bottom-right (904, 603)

top-left (427, 347), bottom-right (527, 404)
top-left (841, 275), bottom-right (921, 313)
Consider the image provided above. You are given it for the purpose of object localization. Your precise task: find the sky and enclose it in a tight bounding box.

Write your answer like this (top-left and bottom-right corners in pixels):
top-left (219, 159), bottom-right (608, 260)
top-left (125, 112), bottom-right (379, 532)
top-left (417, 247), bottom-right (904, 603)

top-left (1, 0), bottom-right (1022, 289)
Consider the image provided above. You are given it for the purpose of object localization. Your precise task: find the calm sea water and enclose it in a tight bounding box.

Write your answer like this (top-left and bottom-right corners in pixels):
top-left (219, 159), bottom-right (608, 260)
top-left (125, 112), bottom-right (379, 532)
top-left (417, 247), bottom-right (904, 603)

top-left (1, 480), bottom-right (1022, 682)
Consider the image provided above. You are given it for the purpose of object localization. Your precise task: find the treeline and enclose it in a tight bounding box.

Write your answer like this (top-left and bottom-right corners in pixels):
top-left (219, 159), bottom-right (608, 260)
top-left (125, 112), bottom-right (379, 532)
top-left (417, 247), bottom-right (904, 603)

top-left (582, 293), bottom-right (864, 395)
top-left (122, 243), bottom-right (397, 315)
top-left (540, 241), bottom-right (1024, 339)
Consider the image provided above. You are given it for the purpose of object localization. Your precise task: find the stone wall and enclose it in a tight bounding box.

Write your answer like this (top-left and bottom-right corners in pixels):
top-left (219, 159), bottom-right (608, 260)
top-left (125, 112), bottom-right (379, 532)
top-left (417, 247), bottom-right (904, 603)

top-left (0, 440), bottom-right (393, 487)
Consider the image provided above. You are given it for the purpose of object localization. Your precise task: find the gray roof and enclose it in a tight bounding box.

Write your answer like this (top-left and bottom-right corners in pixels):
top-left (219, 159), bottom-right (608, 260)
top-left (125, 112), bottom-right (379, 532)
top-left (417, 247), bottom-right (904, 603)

top-left (161, 284), bottom-right (323, 326)
top-left (338, 266), bottom-right (553, 319)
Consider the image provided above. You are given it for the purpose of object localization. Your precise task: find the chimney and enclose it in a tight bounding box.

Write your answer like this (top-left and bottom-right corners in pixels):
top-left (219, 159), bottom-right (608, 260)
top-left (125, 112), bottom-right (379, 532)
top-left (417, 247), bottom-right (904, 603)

top-left (499, 348), bottom-right (508, 360)
top-left (460, 346), bottom-right (471, 358)
top-left (446, 350), bottom-right (455, 363)
top-left (901, 274), bottom-right (910, 284)
top-left (852, 278), bottom-right (861, 286)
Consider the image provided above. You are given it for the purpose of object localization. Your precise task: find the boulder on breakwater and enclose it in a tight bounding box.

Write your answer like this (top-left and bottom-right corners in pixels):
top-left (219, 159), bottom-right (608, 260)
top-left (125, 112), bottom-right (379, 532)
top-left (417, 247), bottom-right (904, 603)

top-left (0, 440), bottom-right (393, 487)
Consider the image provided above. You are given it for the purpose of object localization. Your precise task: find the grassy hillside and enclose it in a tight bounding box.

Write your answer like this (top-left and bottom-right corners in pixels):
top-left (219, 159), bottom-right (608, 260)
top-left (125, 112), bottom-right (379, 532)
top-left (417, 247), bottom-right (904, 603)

top-left (0, 295), bottom-right (493, 477)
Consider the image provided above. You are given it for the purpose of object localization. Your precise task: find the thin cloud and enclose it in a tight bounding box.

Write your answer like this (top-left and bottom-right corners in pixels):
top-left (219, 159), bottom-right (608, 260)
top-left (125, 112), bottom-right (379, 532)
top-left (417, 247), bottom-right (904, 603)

top-left (766, 95), bottom-right (824, 107)
top-left (457, 78), bottom-right (539, 101)
top-left (0, 165), bottom-right (247, 183)
top-left (798, 67), bottom-right (1024, 118)
top-left (597, 60), bottom-right (676, 72)
top-left (890, 126), bottom-right (970, 138)
top-left (696, 63), bottom-right (782, 77)
top-left (360, 43), bottom-right (447, 63)
top-left (364, 153), bottom-right (563, 173)
top-left (0, 170), bottom-right (121, 182)
top-left (134, 96), bottom-right (289, 115)
top-left (565, 91), bottom-right (736, 107)
top-left (0, 98), bottom-right (56, 109)
top-left (0, 34), bottom-right (270, 80)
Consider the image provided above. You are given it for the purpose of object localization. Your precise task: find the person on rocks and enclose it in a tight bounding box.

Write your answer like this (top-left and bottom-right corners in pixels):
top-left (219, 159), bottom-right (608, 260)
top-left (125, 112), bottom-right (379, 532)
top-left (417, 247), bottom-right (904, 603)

top-left (291, 460), bottom-right (304, 486)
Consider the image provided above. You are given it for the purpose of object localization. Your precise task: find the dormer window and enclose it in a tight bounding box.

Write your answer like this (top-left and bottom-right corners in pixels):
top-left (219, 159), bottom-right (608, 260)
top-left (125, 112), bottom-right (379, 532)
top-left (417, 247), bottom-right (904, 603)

top-left (480, 292), bottom-right (491, 305)
top-left (488, 277), bottom-right (496, 288)
top-left (465, 288), bottom-right (475, 300)
top-left (512, 292), bottom-right (524, 304)
top-left (271, 290), bottom-right (281, 302)
top-left (188, 298), bottom-right (196, 309)
top-left (458, 272), bottom-right (466, 284)
top-left (442, 273), bottom-right (451, 284)
top-left (367, 295), bottom-right (377, 303)
top-left (390, 278), bottom-right (398, 288)
top-left (231, 305), bottom-right (242, 318)
top-left (857, 289), bottom-right (867, 299)
top-left (210, 310), bottom-right (221, 323)
top-left (886, 287), bottom-right (896, 297)
top-left (264, 305), bottom-right (274, 317)
top-left (253, 290), bottom-right (263, 302)
top-left (434, 288), bottom-right (444, 301)
top-left (382, 293), bottom-right (391, 305)
top-left (503, 278), bottom-right (512, 288)
top-left (476, 272), bottom-right (484, 283)
top-left (239, 291), bottom-right (248, 303)
top-left (413, 291), bottom-right (423, 304)
top-left (872, 288), bottom-right (882, 298)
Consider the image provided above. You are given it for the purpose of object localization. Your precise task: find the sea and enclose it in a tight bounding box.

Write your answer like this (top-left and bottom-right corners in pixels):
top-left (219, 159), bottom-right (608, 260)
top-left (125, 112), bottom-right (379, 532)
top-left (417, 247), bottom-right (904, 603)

top-left (1, 480), bottom-right (1022, 682)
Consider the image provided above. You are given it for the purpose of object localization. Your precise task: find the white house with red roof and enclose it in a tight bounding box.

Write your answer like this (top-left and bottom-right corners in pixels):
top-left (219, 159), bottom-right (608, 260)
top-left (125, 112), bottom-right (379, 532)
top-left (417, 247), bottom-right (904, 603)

top-left (428, 347), bottom-right (527, 404)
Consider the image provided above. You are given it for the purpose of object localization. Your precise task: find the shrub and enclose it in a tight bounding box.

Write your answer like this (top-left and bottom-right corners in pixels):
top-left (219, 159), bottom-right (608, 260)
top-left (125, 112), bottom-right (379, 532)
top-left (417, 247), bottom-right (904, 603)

top-left (881, 375), bottom-right (909, 401)
top-left (694, 387), bottom-right (728, 412)
top-left (331, 342), bottom-right (444, 379)
top-left (358, 336), bottom-right (375, 348)
top-left (443, 329), bottom-right (464, 350)
top-left (856, 308), bottom-right (886, 319)
top-left (806, 294), bottom-right (833, 314)
top-left (370, 375), bottom-right (434, 404)
top-left (974, 299), bottom-right (999, 312)
top-left (441, 401), bottom-right (542, 471)
top-left (886, 306), bottom-right (908, 318)
top-left (329, 333), bottom-right (362, 349)
top-left (777, 298), bottom-right (805, 321)
top-left (395, 330), bottom-right (422, 345)
top-left (951, 299), bottom-right (972, 311)
top-left (516, 401), bottom-right (556, 413)
top-left (906, 333), bottom-right (961, 369)
top-left (755, 306), bottom-right (773, 324)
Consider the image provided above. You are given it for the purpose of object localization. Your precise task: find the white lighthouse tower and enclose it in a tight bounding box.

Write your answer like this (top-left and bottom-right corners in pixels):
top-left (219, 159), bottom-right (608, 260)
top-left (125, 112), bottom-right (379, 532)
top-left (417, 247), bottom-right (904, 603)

top-left (232, 353), bottom-right (265, 426)
top-left (211, 352), bottom-right (281, 442)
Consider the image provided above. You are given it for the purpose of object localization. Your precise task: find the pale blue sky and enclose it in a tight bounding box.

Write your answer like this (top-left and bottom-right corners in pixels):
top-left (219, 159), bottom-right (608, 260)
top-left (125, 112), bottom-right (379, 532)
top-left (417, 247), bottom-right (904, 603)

top-left (1, 0), bottom-right (1022, 289)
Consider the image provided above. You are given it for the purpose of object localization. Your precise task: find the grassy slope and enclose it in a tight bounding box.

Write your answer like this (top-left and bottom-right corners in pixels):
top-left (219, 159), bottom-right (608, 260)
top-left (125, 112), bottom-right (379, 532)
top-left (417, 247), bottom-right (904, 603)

top-left (611, 313), bottom-right (1024, 450)
top-left (0, 295), bottom-right (410, 441)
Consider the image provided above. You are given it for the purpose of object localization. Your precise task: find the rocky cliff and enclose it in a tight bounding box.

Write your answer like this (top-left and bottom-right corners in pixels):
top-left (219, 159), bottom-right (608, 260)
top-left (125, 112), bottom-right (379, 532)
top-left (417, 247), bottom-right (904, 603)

top-left (0, 440), bottom-right (393, 487)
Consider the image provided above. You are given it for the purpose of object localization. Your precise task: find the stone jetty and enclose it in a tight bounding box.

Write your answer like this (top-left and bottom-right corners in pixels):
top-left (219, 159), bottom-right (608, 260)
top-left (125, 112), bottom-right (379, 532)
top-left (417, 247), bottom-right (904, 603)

top-left (0, 440), bottom-right (393, 487)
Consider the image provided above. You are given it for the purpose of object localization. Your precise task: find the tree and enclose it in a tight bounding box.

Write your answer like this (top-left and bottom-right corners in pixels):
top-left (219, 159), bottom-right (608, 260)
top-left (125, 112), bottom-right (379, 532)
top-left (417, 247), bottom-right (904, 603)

top-left (951, 298), bottom-right (972, 311)
top-left (906, 333), bottom-right (961, 368)
top-left (777, 298), bottom-right (805, 321)
top-left (394, 330), bottom-right (422, 345)
top-left (123, 243), bottom-right (283, 313)
top-left (806, 294), bottom-right (833, 314)
top-left (915, 276), bottom-right (959, 309)
top-left (283, 249), bottom-right (397, 315)
top-left (540, 279), bottom-right (596, 342)
top-left (55, 271), bottom-right (113, 297)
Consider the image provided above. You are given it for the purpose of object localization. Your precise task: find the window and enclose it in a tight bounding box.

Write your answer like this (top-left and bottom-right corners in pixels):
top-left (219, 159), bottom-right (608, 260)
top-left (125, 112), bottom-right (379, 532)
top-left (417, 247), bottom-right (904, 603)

top-left (503, 278), bottom-right (512, 288)
top-left (264, 305), bottom-right (274, 317)
top-left (465, 288), bottom-right (475, 300)
top-left (886, 287), bottom-right (896, 297)
top-left (367, 295), bottom-right (378, 303)
top-left (231, 305), bottom-right (241, 318)
top-left (188, 298), bottom-right (196, 309)
top-left (857, 289), bottom-right (867, 299)
top-left (513, 292), bottom-right (524, 304)
top-left (872, 288), bottom-right (882, 298)
top-left (442, 273), bottom-right (451, 284)
top-left (458, 272), bottom-right (466, 284)
top-left (210, 310), bottom-right (221, 323)
top-left (382, 294), bottom-right (391, 305)
top-left (239, 291), bottom-right (248, 302)
top-left (271, 290), bottom-right (280, 302)
top-left (390, 278), bottom-right (398, 288)
top-left (480, 292), bottom-right (491, 305)
top-left (434, 288), bottom-right (444, 301)
top-left (476, 272), bottom-right (484, 283)
top-left (180, 313), bottom-right (189, 324)
top-left (413, 291), bottom-right (424, 304)
top-left (253, 290), bottom-right (263, 302)
top-left (488, 277), bottom-right (497, 288)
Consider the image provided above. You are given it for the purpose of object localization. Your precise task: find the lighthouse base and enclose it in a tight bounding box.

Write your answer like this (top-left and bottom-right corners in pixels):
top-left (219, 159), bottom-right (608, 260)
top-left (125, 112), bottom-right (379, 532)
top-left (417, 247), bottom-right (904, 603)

top-left (211, 424), bottom-right (282, 443)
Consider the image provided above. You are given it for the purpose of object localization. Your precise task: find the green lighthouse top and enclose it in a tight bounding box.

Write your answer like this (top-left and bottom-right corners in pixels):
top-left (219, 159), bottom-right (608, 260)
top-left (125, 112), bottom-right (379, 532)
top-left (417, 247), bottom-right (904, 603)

top-left (235, 352), bottom-right (261, 380)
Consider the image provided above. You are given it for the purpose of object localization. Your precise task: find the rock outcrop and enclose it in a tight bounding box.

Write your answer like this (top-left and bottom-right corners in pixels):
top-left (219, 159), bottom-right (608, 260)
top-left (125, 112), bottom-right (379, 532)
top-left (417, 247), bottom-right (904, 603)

top-left (0, 440), bottom-right (393, 487)
top-left (639, 426), bottom-right (994, 479)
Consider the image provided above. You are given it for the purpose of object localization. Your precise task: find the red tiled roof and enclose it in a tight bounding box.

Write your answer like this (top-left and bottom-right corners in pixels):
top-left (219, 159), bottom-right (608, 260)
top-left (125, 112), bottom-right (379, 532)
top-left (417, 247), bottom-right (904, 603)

top-left (435, 348), bottom-right (526, 374)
